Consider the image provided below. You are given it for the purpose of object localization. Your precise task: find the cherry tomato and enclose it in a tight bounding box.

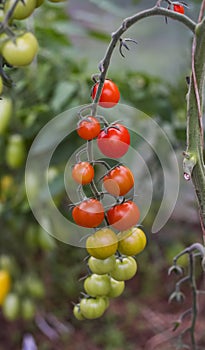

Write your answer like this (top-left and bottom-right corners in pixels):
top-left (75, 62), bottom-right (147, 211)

top-left (72, 199), bottom-right (104, 228)
top-left (118, 227), bottom-right (147, 256)
top-left (0, 270), bottom-right (11, 305)
top-left (0, 76), bottom-right (3, 95)
top-left (86, 228), bottom-right (118, 259)
top-left (21, 298), bottom-right (35, 320)
top-left (5, 0), bottom-right (36, 20)
top-left (88, 255), bottom-right (116, 275)
top-left (107, 277), bottom-right (125, 298)
top-left (107, 200), bottom-right (140, 231)
top-left (97, 124), bottom-right (130, 158)
top-left (80, 297), bottom-right (106, 319)
top-left (73, 303), bottom-right (85, 320)
top-left (0, 97), bottom-right (12, 135)
top-left (84, 274), bottom-right (111, 297)
top-left (25, 276), bottom-right (45, 299)
top-left (2, 32), bottom-right (38, 67)
top-left (2, 293), bottom-right (20, 320)
top-left (173, 4), bottom-right (185, 14)
top-left (36, 0), bottom-right (44, 7)
top-left (72, 162), bottom-right (94, 185)
top-left (77, 116), bottom-right (101, 140)
top-left (92, 79), bottom-right (120, 108)
top-left (5, 134), bottom-right (26, 169)
top-left (110, 256), bottom-right (137, 281)
top-left (103, 165), bottom-right (134, 196)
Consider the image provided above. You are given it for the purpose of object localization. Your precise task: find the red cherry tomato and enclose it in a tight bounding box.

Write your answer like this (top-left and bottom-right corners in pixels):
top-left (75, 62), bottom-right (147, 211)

top-left (97, 124), bottom-right (130, 158)
top-left (72, 199), bottom-right (104, 228)
top-left (107, 200), bottom-right (140, 231)
top-left (103, 165), bottom-right (134, 196)
top-left (92, 79), bottom-right (120, 108)
top-left (77, 116), bottom-right (101, 140)
top-left (72, 162), bottom-right (94, 185)
top-left (173, 4), bottom-right (185, 14)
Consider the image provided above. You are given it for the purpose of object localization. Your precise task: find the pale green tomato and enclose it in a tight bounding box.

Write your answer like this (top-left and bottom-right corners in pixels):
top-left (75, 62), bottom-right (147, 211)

top-left (2, 32), bottom-right (38, 67)
top-left (2, 293), bottom-right (20, 320)
top-left (21, 298), bottom-right (35, 320)
top-left (107, 278), bottom-right (125, 298)
top-left (4, 0), bottom-right (36, 20)
top-left (5, 134), bottom-right (26, 169)
top-left (0, 97), bottom-right (12, 134)
top-left (36, 0), bottom-right (44, 7)
top-left (88, 255), bottom-right (116, 275)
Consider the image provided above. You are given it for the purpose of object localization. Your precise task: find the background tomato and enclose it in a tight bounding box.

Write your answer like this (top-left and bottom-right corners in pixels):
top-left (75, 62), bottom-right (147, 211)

top-left (88, 255), bottom-right (116, 275)
top-left (5, 0), bottom-right (36, 20)
top-left (72, 199), bottom-right (104, 228)
top-left (103, 165), bottom-right (134, 196)
top-left (2, 32), bottom-right (38, 67)
top-left (92, 79), bottom-right (120, 108)
top-left (86, 228), bottom-right (118, 259)
top-left (0, 97), bottom-right (12, 134)
top-left (110, 257), bottom-right (137, 281)
top-left (2, 293), bottom-right (20, 321)
top-left (5, 134), bottom-right (26, 169)
top-left (21, 298), bottom-right (35, 320)
top-left (97, 124), bottom-right (130, 158)
top-left (118, 227), bottom-right (147, 256)
top-left (77, 116), bottom-right (101, 140)
top-left (84, 274), bottom-right (110, 297)
top-left (0, 270), bottom-right (11, 305)
top-left (107, 201), bottom-right (140, 231)
top-left (80, 297), bottom-right (106, 319)
top-left (72, 162), bottom-right (94, 185)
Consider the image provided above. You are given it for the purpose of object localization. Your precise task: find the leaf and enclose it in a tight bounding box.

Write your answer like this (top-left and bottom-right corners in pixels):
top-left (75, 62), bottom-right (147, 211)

top-left (51, 81), bottom-right (77, 112)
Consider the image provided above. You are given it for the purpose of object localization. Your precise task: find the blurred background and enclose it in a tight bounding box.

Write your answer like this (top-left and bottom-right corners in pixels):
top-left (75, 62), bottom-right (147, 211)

top-left (0, 0), bottom-right (205, 349)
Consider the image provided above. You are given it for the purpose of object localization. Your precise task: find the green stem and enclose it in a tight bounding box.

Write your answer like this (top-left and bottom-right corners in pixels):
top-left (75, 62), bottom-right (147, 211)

top-left (189, 253), bottom-right (198, 350)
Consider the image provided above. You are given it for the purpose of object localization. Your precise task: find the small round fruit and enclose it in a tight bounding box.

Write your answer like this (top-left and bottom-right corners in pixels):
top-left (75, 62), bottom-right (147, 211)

top-left (92, 79), bottom-right (120, 108)
top-left (0, 270), bottom-right (11, 305)
top-left (80, 297), bottom-right (106, 319)
top-left (73, 304), bottom-right (85, 320)
top-left (103, 165), bottom-right (134, 196)
top-left (107, 201), bottom-right (140, 231)
top-left (173, 4), bottom-right (185, 14)
top-left (107, 278), bottom-right (125, 298)
top-left (110, 256), bottom-right (137, 281)
top-left (88, 255), bottom-right (116, 275)
top-left (2, 32), bottom-right (38, 67)
top-left (2, 293), bottom-right (20, 320)
top-left (72, 162), bottom-right (94, 185)
top-left (6, 134), bottom-right (26, 169)
top-left (84, 274), bottom-right (111, 297)
top-left (86, 228), bottom-right (118, 259)
top-left (118, 227), bottom-right (147, 256)
top-left (36, 0), bottom-right (44, 7)
top-left (21, 298), bottom-right (35, 320)
top-left (77, 116), bottom-right (101, 140)
top-left (72, 199), bottom-right (104, 228)
top-left (0, 97), bottom-right (12, 134)
top-left (97, 124), bottom-right (130, 158)
top-left (5, 0), bottom-right (36, 20)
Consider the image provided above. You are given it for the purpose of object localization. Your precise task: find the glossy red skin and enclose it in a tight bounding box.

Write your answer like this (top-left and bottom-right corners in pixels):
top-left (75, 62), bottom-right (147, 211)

top-left (103, 165), bottom-right (134, 196)
top-left (77, 116), bottom-right (101, 140)
top-left (173, 4), bottom-right (184, 14)
top-left (107, 200), bottom-right (140, 231)
top-left (97, 124), bottom-right (130, 158)
top-left (72, 162), bottom-right (94, 185)
top-left (72, 199), bottom-right (104, 228)
top-left (92, 80), bottom-right (120, 108)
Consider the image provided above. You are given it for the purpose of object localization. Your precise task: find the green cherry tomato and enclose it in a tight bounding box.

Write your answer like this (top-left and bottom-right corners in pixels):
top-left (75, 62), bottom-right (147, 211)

top-left (118, 227), bottom-right (147, 256)
top-left (88, 255), bottom-right (116, 275)
top-left (0, 97), bottom-right (12, 134)
top-left (35, 0), bottom-right (44, 7)
top-left (5, 0), bottom-right (36, 20)
top-left (25, 276), bottom-right (45, 299)
top-left (21, 298), bottom-right (35, 320)
top-left (73, 304), bottom-right (85, 321)
top-left (2, 32), bottom-right (38, 67)
top-left (2, 293), bottom-right (20, 321)
top-left (80, 297), bottom-right (106, 320)
top-left (110, 256), bottom-right (137, 281)
top-left (6, 134), bottom-right (26, 169)
top-left (84, 274), bottom-right (111, 297)
top-left (86, 228), bottom-right (118, 259)
top-left (107, 278), bottom-right (125, 298)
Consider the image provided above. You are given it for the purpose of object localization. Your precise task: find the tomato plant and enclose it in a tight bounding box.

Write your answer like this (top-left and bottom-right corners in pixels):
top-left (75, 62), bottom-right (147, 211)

top-left (77, 116), bottom-right (101, 140)
top-left (72, 162), bottom-right (94, 185)
top-left (118, 227), bottom-right (147, 256)
top-left (88, 255), bottom-right (116, 275)
top-left (84, 274), bottom-right (111, 297)
top-left (5, 0), bottom-right (36, 20)
top-left (107, 277), bottom-right (125, 298)
top-left (80, 297), bottom-right (107, 319)
top-left (72, 198), bottom-right (104, 228)
top-left (91, 79), bottom-right (120, 108)
top-left (97, 124), bottom-right (130, 158)
top-left (2, 32), bottom-right (38, 67)
top-left (110, 256), bottom-right (137, 281)
top-left (107, 200), bottom-right (140, 231)
top-left (103, 165), bottom-right (134, 196)
top-left (86, 228), bottom-right (118, 259)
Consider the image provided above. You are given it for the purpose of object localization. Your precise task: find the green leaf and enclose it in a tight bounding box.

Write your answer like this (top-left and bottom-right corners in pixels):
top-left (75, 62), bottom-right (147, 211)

top-left (51, 81), bottom-right (77, 112)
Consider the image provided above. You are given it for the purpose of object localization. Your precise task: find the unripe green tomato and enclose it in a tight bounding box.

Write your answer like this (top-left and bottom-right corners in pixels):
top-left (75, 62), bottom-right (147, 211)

top-left (84, 274), bottom-right (111, 297)
top-left (0, 97), bottom-right (12, 134)
top-left (0, 76), bottom-right (3, 95)
top-left (2, 32), bottom-right (38, 67)
top-left (73, 304), bottom-right (85, 321)
top-left (110, 256), bottom-right (137, 281)
top-left (36, 0), bottom-right (44, 7)
top-left (2, 293), bottom-right (20, 321)
top-left (80, 297), bottom-right (106, 320)
top-left (26, 276), bottom-right (45, 299)
top-left (6, 134), bottom-right (26, 169)
top-left (21, 298), bottom-right (35, 320)
top-left (88, 255), bottom-right (116, 275)
top-left (107, 278), bottom-right (125, 298)
top-left (4, 0), bottom-right (36, 20)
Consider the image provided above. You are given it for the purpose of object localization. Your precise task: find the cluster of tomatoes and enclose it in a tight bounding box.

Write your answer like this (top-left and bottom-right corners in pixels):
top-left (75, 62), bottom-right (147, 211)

top-left (71, 80), bottom-right (147, 320)
top-left (0, 0), bottom-right (64, 94)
